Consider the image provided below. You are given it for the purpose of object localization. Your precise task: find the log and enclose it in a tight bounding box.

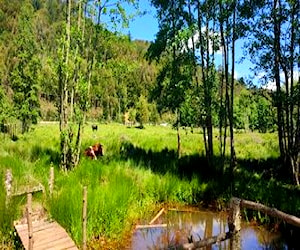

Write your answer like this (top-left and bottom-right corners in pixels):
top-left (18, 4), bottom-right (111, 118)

top-left (135, 224), bottom-right (167, 229)
top-left (239, 198), bottom-right (300, 228)
top-left (181, 231), bottom-right (233, 249)
top-left (149, 208), bottom-right (165, 225)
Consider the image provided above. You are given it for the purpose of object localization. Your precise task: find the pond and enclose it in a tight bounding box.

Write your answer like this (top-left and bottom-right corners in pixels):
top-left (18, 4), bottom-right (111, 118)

top-left (132, 209), bottom-right (287, 249)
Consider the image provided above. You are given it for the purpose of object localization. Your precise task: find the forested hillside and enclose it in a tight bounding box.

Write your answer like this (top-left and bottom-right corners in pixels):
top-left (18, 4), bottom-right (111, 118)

top-left (0, 0), bottom-right (160, 125)
top-left (1, 0), bottom-right (276, 128)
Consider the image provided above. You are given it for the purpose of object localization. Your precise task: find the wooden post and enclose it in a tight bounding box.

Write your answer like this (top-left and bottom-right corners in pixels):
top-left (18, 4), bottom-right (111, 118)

top-left (27, 193), bottom-right (33, 250)
top-left (228, 198), bottom-right (241, 250)
top-left (228, 197), bottom-right (241, 232)
top-left (5, 169), bottom-right (13, 206)
top-left (49, 166), bottom-right (54, 196)
top-left (82, 186), bottom-right (87, 250)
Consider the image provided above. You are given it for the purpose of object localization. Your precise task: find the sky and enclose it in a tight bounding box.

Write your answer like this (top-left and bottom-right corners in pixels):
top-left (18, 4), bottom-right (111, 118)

top-left (123, 1), bottom-right (265, 88)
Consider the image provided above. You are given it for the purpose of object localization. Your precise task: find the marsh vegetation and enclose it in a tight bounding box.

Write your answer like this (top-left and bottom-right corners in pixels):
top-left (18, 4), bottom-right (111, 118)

top-left (1, 123), bottom-right (299, 248)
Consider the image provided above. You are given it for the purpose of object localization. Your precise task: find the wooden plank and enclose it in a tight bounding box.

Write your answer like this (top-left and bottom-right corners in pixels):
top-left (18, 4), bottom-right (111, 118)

top-left (45, 241), bottom-right (77, 250)
top-left (33, 232), bottom-right (67, 248)
top-left (30, 227), bottom-right (68, 242)
top-left (12, 184), bottom-right (44, 197)
top-left (34, 237), bottom-right (76, 250)
top-left (16, 223), bottom-right (58, 241)
top-left (136, 224), bottom-right (168, 229)
top-left (15, 220), bottom-right (55, 233)
top-left (66, 247), bottom-right (79, 250)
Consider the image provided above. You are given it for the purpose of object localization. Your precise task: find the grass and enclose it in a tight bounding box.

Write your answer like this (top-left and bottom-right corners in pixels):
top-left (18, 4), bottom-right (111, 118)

top-left (0, 122), bottom-right (298, 249)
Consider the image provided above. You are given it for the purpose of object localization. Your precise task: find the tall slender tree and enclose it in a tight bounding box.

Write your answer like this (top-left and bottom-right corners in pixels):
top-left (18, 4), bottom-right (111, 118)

top-left (10, 1), bottom-right (40, 133)
top-left (148, 0), bottom-right (192, 158)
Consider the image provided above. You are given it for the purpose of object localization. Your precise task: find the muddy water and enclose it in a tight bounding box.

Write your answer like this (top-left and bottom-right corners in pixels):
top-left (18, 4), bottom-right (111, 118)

top-left (132, 210), bottom-right (287, 249)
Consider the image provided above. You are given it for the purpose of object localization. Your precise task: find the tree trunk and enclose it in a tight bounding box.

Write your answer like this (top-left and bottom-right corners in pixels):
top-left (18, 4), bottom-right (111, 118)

top-left (273, 0), bottom-right (285, 162)
top-left (229, 0), bottom-right (237, 176)
top-left (59, 0), bottom-right (71, 170)
top-left (219, 0), bottom-right (230, 172)
top-left (197, 1), bottom-right (213, 167)
top-left (177, 109), bottom-right (181, 159)
top-left (218, 2), bottom-right (227, 169)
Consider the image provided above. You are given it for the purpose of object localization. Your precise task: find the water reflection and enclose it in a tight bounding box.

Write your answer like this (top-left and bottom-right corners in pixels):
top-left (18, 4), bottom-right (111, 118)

top-left (132, 210), bottom-right (287, 250)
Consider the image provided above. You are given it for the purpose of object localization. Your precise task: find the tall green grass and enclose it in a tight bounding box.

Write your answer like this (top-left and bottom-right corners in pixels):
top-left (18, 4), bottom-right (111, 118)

top-left (47, 158), bottom-right (205, 245)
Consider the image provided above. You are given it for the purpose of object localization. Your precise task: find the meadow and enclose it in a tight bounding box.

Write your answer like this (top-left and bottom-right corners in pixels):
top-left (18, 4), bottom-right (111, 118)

top-left (0, 123), bottom-right (299, 249)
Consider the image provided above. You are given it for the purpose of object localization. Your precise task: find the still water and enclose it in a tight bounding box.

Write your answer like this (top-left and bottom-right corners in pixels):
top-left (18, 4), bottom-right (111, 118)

top-left (132, 210), bottom-right (287, 249)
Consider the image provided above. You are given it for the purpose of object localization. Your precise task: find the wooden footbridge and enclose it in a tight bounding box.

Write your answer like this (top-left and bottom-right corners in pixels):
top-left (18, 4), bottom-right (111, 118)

top-left (5, 169), bottom-right (80, 250)
top-left (12, 191), bottom-right (79, 250)
top-left (14, 219), bottom-right (78, 250)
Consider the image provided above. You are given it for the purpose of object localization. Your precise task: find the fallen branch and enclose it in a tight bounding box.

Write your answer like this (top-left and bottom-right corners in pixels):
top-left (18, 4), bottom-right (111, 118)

top-left (239, 198), bottom-right (300, 228)
top-left (168, 208), bottom-right (203, 213)
top-left (149, 208), bottom-right (165, 225)
top-left (181, 232), bottom-right (233, 249)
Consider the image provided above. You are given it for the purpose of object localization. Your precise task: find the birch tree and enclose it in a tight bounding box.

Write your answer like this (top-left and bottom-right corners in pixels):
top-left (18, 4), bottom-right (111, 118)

top-left (244, 0), bottom-right (300, 185)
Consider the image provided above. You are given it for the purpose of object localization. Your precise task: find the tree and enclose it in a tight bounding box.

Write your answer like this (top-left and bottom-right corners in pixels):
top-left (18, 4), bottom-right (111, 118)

top-left (136, 95), bottom-right (149, 127)
top-left (10, 1), bottom-right (40, 133)
top-left (148, 0), bottom-right (193, 158)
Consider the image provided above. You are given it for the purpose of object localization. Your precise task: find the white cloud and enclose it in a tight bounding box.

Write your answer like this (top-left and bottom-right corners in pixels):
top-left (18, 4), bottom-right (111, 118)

top-left (234, 71), bottom-right (239, 80)
top-left (184, 28), bottom-right (222, 55)
top-left (264, 81), bottom-right (276, 91)
top-left (260, 70), bottom-right (299, 91)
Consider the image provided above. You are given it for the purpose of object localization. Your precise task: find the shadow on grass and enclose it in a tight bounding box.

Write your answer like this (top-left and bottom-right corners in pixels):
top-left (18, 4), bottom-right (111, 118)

top-left (119, 141), bottom-right (300, 212)
top-left (31, 145), bottom-right (60, 165)
top-left (120, 141), bottom-right (217, 180)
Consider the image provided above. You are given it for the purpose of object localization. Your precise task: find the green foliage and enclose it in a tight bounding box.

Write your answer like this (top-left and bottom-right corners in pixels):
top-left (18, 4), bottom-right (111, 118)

top-left (10, 2), bottom-right (40, 133)
top-left (180, 89), bottom-right (201, 127)
top-left (233, 87), bottom-right (276, 132)
top-left (0, 85), bottom-right (13, 124)
top-left (136, 95), bottom-right (150, 126)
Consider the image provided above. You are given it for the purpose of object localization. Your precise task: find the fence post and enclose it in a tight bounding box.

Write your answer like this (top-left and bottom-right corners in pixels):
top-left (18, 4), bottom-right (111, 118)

top-left (5, 169), bottom-right (13, 206)
top-left (82, 186), bottom-right (87, 250)
top-left (27, 193), bottom-right (33, 250)
top-left (49, 166), bottom-right (54, 196)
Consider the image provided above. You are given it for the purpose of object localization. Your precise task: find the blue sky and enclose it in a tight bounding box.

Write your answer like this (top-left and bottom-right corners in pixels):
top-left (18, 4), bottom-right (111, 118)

top-left (127, 1), bottom-right (158, 41)
top-left (124, 1), bottom-right (258, 86)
